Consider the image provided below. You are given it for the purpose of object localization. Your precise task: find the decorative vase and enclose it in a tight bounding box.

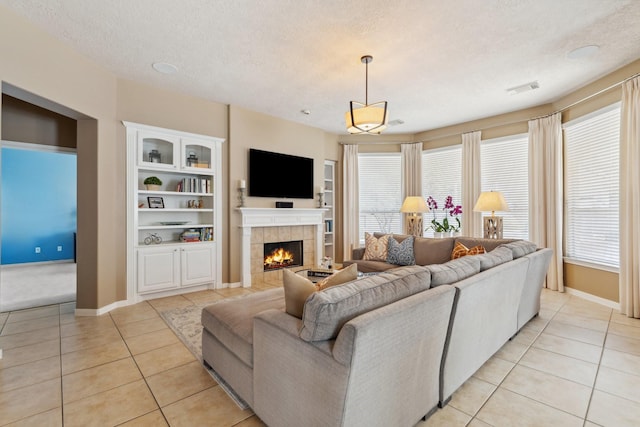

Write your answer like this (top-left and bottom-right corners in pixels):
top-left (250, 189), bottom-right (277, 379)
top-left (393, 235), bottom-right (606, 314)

top-left (452, 231), bottom-right (461, 237)
top-left (434, 232), bottom-right (445, 238)
top-left (146, 184), bottom-right (161, 191)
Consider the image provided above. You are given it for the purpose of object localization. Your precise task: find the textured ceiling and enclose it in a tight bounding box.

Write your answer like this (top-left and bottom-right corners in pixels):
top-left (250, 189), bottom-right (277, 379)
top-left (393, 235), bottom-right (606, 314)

top-left (2, 0), bottom-right (640, 135)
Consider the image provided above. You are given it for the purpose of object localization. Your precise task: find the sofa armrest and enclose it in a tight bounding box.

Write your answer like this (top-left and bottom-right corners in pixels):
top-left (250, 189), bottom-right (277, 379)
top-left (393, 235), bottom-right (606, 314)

top-left (254, 286), bottom-right (457, 427)
top-left (253, 309), bottom-right (350, 427)
top-left (351, 247), bottom-right (365, 260)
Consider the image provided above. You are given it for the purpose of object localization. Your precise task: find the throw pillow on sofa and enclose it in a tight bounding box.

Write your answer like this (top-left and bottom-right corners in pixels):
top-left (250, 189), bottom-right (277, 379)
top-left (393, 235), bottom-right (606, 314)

top-left (283, 269), bottom-right (317, 318)
top-left (387, 235), bottom-right (415, 266)
top-left (363, 232), bottom-right (390, 261)
top-left (316, 264), bottom-right (358, 290)
top-left (283, 265), bottom-right (359, 319)
top-left (451, 242), bottom-right (486, 260)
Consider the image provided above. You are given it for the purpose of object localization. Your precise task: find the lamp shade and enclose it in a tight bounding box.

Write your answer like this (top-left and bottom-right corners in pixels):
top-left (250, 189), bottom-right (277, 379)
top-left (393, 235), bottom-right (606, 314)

top-left (345, 101), bottom-right (388, 134)
top-left (473, 191), bottom-right (509, 214)
top-left (400, 196), bottom-right (429, 213)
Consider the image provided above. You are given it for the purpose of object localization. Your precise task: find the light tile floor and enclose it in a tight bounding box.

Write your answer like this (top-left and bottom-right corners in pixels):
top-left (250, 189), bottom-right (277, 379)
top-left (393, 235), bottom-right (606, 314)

top-left (0, 285), bottom-right (639, 426)
top-left (420, 290), bottom-right (640, 427)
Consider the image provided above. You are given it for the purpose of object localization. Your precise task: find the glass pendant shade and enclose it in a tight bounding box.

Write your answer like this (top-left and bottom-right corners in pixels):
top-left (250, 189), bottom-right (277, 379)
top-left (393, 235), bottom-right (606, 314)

top-left (345, 101), bottom-right (388, 134)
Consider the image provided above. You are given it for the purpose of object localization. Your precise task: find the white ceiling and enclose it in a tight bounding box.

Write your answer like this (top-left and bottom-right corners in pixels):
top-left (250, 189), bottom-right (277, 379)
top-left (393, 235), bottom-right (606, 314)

top-left (2, 0), bottom-right (640, 135)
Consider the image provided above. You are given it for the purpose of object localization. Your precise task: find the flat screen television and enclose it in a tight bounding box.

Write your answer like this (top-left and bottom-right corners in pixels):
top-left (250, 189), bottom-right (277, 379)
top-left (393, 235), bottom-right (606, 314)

top-left (249, 149), bottom-right (314, 199)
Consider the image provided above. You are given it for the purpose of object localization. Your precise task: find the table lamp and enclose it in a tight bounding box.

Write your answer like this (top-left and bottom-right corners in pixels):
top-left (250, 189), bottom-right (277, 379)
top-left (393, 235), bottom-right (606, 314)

top-left (400, 196), bottom-right (429, 237)
top-left (473, 191), bottom-right (509, 239)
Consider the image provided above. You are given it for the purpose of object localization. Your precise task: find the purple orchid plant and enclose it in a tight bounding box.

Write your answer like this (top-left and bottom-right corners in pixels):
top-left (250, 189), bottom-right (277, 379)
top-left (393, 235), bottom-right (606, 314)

top-left (426, 195), bottom-right (462, 232)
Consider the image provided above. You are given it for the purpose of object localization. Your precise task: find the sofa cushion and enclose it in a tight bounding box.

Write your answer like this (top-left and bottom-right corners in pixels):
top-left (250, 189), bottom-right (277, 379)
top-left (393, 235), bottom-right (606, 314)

top-left (455, 237), bottom-right (516, 253)
top-left (427, 256), bottom-right (481, 286)
top-left (201, 287), bottom-right (285, 366)
top-left (363, 232), bottom-right (390, 261)
top-left (451, 242), bottom-right (486, 260)
top-left (474, 246), bottom-right (514, 271)
top-left (299, 265), bottom-right (432, 342)
top-left (413, 237), bottom-right (457, 266)
top-left (499, 240), bottom-right (537, 259)
top-left (387, 235), bottom-right (415, 266)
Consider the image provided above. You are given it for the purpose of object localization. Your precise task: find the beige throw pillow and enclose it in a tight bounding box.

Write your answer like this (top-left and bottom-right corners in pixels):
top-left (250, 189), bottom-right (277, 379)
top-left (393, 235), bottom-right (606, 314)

top-left (283, 269), bottom-right (317, 319)
top-left (284, 265), bottom-right (361, 319)
top-left (316, 264), bottom-right (358, 290)
top-left (363, 232), bottom-right (390, 261)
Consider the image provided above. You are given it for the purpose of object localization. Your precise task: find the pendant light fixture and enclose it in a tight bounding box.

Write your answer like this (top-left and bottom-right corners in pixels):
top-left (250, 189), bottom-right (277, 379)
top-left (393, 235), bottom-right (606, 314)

top-left (345, 55), bottom-right (388, 135)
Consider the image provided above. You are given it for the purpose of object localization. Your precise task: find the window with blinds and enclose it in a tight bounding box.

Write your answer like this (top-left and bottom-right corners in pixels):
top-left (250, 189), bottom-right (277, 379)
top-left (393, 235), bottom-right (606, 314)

top-left (481, 135), bottom-right (529, 240)
top-left (358, 153), bottom-right (402, 242)
top-left (564, 103), bottom-right (620, 269)
top-left (422, 146), bottom-right (462, 237)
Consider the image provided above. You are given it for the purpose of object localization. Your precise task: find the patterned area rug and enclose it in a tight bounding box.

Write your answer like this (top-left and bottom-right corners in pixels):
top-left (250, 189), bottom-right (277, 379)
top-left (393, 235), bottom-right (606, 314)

top-left (159, 302), bottom-right (250, 410)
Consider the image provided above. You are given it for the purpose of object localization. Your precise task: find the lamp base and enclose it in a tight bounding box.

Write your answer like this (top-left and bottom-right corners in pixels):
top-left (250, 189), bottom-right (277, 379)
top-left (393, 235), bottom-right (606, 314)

top-left (405, 214), bottom-right (423, 237)
top-left (483, 216), bottom-right (503, 239)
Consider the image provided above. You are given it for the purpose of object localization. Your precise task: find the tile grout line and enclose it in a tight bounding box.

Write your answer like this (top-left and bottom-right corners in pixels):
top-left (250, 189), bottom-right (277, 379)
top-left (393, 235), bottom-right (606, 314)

top-left (109, 305), bottom-right (172, 426)
top-left (465, 294), bottom-right (567, 426)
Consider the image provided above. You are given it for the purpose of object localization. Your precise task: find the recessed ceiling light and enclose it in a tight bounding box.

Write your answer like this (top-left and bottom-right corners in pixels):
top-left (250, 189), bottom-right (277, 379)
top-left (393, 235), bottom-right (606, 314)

top-left (152, 62), bottom-right (178, 74)
top-left (567, 45), bottom-right (600, 60)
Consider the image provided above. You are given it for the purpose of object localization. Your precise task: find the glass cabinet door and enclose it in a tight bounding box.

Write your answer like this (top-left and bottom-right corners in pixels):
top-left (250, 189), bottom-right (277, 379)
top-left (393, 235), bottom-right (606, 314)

top-left (137, 131), bottom-right (180, 169)
top-left (181, 138), bottom-right (214, 172)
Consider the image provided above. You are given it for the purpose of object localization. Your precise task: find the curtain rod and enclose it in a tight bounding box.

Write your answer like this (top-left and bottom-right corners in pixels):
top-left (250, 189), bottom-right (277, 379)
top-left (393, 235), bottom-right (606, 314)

top-left (339, 71), bottom-right (640, 145)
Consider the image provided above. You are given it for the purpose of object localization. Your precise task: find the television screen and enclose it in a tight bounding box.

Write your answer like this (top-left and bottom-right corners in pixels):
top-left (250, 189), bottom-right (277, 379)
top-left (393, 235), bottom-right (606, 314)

top-left (249, 149), bottom-right (314, 199)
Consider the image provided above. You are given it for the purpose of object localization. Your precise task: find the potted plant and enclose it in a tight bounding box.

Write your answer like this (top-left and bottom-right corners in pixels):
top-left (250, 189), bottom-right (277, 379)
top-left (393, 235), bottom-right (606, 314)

top-left (144, 176), bottom-right (162, 191)
top-left (426, 195), bottom-right (462, 237)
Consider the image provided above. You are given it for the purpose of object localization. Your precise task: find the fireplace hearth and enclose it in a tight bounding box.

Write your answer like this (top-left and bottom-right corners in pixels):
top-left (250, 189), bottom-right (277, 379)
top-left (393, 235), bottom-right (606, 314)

top-left (264, 240), bottom-right (303, 271)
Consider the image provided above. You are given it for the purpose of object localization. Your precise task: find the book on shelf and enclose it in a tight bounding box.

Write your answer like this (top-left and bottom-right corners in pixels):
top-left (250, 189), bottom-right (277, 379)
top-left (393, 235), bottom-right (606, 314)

top-left (176, 178), bottom-right (212, 193)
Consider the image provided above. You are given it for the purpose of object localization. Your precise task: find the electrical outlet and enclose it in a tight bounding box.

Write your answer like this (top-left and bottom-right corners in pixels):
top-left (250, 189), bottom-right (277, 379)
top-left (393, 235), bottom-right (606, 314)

top-left (57, 246), bottom-right (63, 252)
top-left (35, 247), bottom-right (41, 254)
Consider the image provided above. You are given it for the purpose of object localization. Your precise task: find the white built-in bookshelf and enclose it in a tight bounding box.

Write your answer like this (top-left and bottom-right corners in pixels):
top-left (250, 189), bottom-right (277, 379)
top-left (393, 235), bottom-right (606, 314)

top-left (124, 121), bottom-right (224, 299)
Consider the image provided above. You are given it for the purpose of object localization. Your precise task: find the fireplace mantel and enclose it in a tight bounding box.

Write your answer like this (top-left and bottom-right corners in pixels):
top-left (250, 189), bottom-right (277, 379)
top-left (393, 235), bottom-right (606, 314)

top-left (237, 208), bottom-right (327, 287)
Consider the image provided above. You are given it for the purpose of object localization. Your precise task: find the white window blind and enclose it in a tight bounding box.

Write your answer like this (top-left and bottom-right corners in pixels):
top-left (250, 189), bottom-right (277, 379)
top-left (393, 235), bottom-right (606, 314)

top-left (422, 146), bottom-right (462, 236)
top-left (358, 153), bottom-right (402, 241)
top-left (564, 104), bottom-right (620, 268)
top-left (481, 135), bottom-right (529, 240)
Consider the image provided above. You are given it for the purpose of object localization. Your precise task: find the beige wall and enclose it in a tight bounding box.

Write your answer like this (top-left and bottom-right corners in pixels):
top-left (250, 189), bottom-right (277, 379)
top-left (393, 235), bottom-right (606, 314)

top-left (228, 106), bottom-right (330, 283)
top-left (115, 78), bottom-right (229, 286)
top-left (0, 6), bottom-right (118, 310)
top-left (2, 94), bottom-right (77, 148)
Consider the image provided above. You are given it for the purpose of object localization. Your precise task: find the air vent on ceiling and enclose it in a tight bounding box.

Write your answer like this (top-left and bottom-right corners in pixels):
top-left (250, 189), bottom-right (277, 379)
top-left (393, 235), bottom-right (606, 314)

top-left (506, 81), bottom-right (539, 95)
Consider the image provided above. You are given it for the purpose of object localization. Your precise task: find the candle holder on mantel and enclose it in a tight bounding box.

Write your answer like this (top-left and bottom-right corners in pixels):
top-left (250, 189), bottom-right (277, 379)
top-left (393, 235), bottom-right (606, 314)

top-left (317, 192), bottom-right (325, 208)
top-left (238, 187), bottom-right (246, 208)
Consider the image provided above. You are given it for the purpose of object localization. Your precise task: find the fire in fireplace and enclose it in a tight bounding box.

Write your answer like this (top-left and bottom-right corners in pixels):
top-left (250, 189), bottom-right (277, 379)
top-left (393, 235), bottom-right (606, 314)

top-left (264, 240), bottom-right (303, 271)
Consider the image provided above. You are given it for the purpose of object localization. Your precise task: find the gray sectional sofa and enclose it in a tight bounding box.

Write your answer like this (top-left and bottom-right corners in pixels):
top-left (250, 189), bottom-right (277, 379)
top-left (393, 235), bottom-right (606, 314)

top-left (201, 236), bottom-right (552, 427)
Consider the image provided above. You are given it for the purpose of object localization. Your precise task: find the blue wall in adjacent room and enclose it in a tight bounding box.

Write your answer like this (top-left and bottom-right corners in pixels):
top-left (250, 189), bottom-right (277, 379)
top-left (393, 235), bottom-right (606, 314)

top-left (1, 147), bottom-right (77, 264)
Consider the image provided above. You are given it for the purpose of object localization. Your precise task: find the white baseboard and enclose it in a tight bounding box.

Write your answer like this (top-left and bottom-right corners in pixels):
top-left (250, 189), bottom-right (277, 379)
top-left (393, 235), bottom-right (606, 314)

top-left (564, 287), bottom-right (620, 310)
top-left (75, 299), bottom-right (133, 316)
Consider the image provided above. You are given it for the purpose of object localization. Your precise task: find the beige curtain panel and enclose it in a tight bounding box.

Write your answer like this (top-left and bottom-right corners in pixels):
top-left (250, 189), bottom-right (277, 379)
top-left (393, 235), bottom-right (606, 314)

top-left (401, 142), bottom-right (423, 199)
top-left (342, 144), bottom-right (360, 258)
top-left (462, 131), bottom-right (482, 237)
top-left (619, 76), bottom-right (640, 318)
top-left (528, 112), bottom-right (564, 292)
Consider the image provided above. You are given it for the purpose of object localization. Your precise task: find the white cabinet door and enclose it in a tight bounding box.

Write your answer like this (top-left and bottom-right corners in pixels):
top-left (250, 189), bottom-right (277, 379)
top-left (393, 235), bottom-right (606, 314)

top-left (137, 130), bottom-right (180, 170)
top-left (180, 245), bottom-right (215, 287)
top-left (181, 138), bottom-right (215, 173)
top-left (137, 246), bottom-right (180, 293)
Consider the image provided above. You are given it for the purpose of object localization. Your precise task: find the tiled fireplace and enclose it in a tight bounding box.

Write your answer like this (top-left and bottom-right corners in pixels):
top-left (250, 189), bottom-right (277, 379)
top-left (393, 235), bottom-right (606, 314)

top-left (238, 208), bottom-right (326, 286)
